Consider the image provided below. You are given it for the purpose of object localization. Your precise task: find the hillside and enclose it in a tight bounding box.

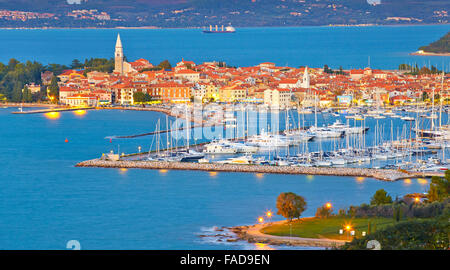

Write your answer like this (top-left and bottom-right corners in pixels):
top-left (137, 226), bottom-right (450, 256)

top-left (419, 31), bottom-right (450, 54)
top-left (0, 0), bottom-right (448, 28)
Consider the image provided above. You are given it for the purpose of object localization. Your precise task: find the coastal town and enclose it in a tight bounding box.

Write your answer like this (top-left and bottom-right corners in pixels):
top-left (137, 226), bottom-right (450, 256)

top-left (0, 1), bottom-right (449, 255)
top-left (33, 34), bottom-right (449, 109)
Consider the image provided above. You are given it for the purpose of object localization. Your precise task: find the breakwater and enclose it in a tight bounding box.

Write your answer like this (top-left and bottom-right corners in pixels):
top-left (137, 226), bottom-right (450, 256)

top-left (75, 159), bottom-right (413, 181)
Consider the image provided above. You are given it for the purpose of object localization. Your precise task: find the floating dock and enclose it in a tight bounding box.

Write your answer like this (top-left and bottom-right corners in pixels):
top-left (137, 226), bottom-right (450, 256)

top-left (75, 159), bottom-right (420, 181)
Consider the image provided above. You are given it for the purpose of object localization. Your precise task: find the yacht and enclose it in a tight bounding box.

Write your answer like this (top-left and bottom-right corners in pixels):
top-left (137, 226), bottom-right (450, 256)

top-left (328, 120), bottom-right (368, 135)
top-left (401, 116), bottom-right (415, 121)
top-left (216, 155), bottom-right (254, 165)
top-left (246, 133), bottom-right (290, 147)
top-left (203, 141), bottom-right (237, 154)
top-left (179, 149), bottom-right (205, 162)
top-left (308, 126), bottom-right (344, 139)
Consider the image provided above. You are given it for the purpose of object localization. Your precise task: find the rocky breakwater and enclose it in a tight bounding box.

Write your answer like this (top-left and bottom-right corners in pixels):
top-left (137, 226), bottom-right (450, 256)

top-left (75, 159), bottom-right (412, 181)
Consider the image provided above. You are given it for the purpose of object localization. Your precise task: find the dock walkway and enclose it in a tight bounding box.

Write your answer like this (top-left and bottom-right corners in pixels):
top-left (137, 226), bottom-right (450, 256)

top-left (12, 106), bottom-right (95, 114)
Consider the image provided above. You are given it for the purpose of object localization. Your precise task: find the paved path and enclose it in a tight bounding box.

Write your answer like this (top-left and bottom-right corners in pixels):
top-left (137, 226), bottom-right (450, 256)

top-left (233, 220), bottom-right (348, 248)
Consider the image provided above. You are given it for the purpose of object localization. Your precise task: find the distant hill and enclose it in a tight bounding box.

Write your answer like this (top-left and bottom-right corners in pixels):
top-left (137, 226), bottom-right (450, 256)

top-left (419, 32), bottom-right (450, 54)
top-left (0, 0), bottom-right (448, 28)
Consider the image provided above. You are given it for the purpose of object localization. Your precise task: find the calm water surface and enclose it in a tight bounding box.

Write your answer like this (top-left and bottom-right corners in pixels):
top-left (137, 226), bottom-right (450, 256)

top-left (0, 25), bottom-right (449, 69)
top-left (0, 108), bottom-right (429, 249)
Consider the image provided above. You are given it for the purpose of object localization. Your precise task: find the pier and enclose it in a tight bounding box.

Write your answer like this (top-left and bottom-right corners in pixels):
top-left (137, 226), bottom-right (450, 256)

top-left (12, 106), bottom-right (95, 114)
top-left (75, 159), bottom-right (416, 181)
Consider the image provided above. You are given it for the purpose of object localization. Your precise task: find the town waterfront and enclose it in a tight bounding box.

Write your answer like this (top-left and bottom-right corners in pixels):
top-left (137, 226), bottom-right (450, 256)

top-left (0, 25), bottom-right (449, 70)
top-left (0, 107), bottom-right (429, 249)
top-left (0, 25), bottom-right (448, 250)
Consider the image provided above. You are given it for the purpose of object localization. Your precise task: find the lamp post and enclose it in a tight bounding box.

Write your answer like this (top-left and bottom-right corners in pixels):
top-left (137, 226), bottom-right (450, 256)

top-left (266, 211), bottom-right (273, 224)
top-left (289, 222), bottom-right (292, 238)
top-left (258, 217), bottom-right (264, 224)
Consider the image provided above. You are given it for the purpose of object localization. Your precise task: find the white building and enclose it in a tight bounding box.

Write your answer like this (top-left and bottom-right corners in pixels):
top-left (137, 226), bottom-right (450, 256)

top-left (264, 89), bottom-right (292, 108)
top-left (66, 94), bottom-right (98, 107)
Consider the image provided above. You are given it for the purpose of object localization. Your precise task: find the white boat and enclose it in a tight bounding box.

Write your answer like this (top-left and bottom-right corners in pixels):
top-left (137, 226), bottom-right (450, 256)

top-left (203, 141), bottom-right (237, 154)
top-left (216, 155), bottom-right (253, 165)
top-left (228, 142), bottom-right (259, 153)
top-left (330, 158), bottom-right (347, 165)
top-left (309, 126), bottom-right (344, 138)
top-left (315, 160), bottom-right (332, 167)
top-left (328, 120), bottom-right (368, 135)
top-left (401, 116), bottom-right (415, 121)
top-left (247, 133), bottom-right (290, 147)
top-left (198, 158), bottom-right (210, 164)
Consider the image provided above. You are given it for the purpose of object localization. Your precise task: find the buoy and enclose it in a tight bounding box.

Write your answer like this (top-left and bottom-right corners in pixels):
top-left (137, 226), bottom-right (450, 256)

top-left (110, 138), bottom-right (112, 143)
top-left (65, 138), bottom-right (69, 143)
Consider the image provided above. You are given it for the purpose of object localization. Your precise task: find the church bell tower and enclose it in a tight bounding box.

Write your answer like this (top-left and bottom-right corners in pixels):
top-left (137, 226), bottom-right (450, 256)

top-left (114, 34), bottom-right (124, 75)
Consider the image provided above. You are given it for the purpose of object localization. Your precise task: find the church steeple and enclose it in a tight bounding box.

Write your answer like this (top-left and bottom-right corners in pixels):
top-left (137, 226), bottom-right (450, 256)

top-left (301, 66), bottom-right (310, 89)
top-left (115, 33), bottom-right (123, 49)
top-left (114, 34), bottom-right (124, 75)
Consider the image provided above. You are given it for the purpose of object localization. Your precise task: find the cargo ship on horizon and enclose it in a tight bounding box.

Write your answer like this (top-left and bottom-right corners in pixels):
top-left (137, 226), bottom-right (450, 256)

top-left (203, 25), bottom-right (236, 34)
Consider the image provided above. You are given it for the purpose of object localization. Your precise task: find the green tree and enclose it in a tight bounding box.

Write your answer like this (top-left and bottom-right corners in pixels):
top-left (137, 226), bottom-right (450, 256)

top-left (48, 76), bottom-right (59, 103)
top-left (370, 189), bottom-right (393, 206)
top-left (276, 192), bottom-right (307, 221)
top-left (393, 206), bottom-right (402, 222)
top-left (315, 205), bottom-right (332, 219)
top-left (158, 60), bottom-right (172, 71)
top-left (11, 83), bottom-right (22, 103)
top-left (71, 59), bottom-right (83, 69)
top-left (133, 92), bottom-right (146, 103)
top-left (22, 85), bottom-right (32, 103)
top-left (428, 172), bottom-right (450, 202)
top-left (422, 91), bottom-right (429, 101)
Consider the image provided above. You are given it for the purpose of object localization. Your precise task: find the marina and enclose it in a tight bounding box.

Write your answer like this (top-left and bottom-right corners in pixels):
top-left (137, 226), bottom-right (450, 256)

top-left (86, 100), bottom-right (450, 176)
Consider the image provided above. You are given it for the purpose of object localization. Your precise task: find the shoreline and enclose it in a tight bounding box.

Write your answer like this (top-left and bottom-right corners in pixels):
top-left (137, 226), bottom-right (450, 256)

top-left (75, 159), bottom-right (416, 181)
top-left (0, 23), bottom-right (448, 30)
top-left (411, 51), bottom-right (450, 57)
top-left (229, 219), bottom-right (347, 248)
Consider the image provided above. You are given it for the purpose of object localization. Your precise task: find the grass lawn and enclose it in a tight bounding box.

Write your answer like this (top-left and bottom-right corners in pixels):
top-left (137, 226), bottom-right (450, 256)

top-left (261, 216), bottom-right (396, 241)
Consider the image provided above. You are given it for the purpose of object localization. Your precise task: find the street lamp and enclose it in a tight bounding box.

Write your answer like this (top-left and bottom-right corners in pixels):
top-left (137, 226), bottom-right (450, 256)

top-left (266, 211), bottom-right (273, 224)
top-left (325, 202), bottom-right (332, 209)
top-left (258, 217), bottom-right (264, 224)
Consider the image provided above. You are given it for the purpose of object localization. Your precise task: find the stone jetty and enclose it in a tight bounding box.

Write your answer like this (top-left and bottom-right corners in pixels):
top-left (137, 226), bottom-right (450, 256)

top-left (75, 159), bottom-right (413, 181)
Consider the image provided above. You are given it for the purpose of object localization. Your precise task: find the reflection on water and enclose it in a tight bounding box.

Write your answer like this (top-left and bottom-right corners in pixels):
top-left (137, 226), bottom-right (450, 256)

top-left (159, 169), bottom-right (169, 175)
top-left (417, 178), bottom-right (429, 186)
top-left (0, 109), bottom-right (430, 249)
top-left (73, 110), bottom-right (87, 117)
top-left (255, 173), bottom-right (264, 179)
top-left (44, 111), bottom-right (60, 120)
top-left (209, 171), bottom-right (218, 178)
top-left (254, 243), bottom-right (275, 250)
top-left (403, 178), bottom-right (412, 186)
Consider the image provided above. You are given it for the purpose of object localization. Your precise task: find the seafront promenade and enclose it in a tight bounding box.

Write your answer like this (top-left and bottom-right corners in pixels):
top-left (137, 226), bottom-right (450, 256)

top-left (75, 158), bottom-right (416, 181)
top-left (230, 220), bottom-right (348, 248)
